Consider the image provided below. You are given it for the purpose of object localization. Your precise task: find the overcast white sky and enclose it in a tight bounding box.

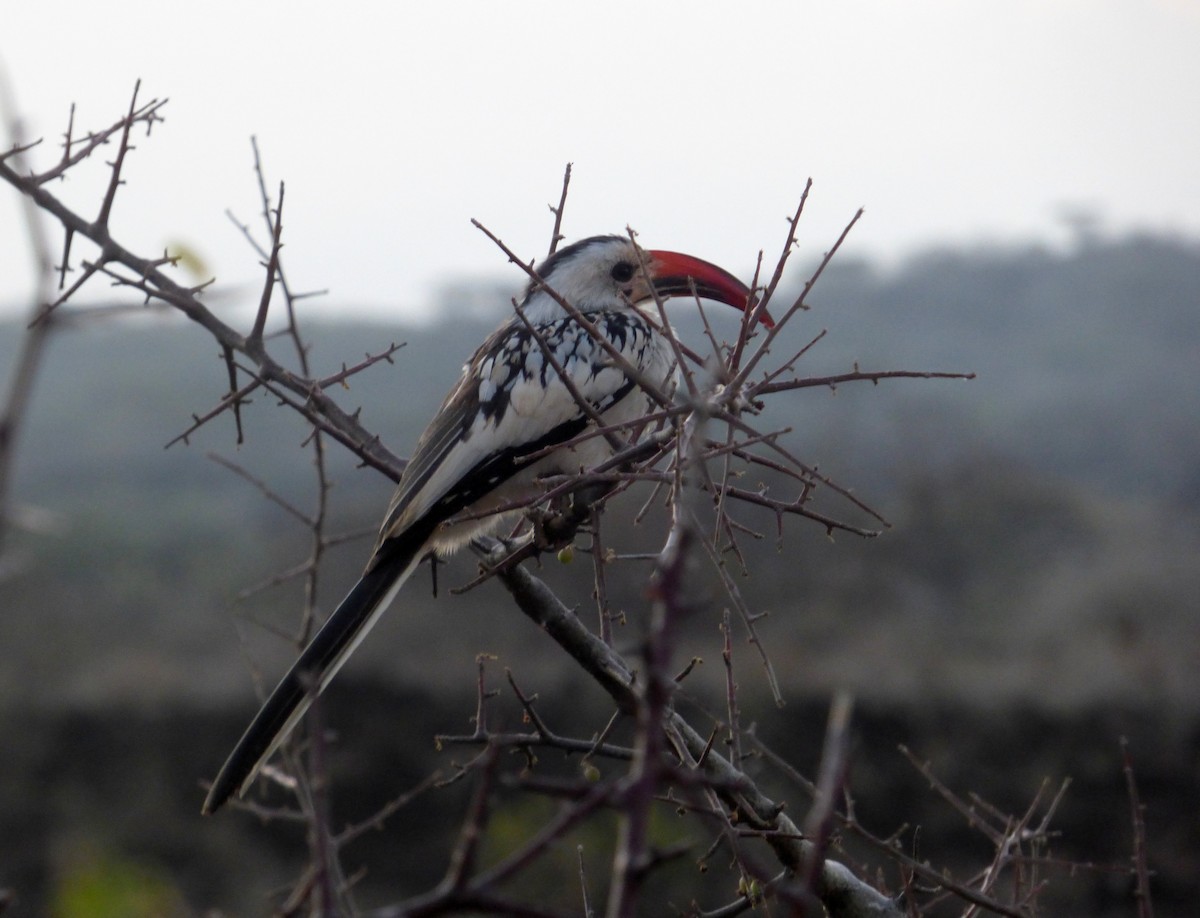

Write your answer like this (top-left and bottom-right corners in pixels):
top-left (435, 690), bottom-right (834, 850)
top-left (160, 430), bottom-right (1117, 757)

top-left (2, 0), bottom-right (1198, 320)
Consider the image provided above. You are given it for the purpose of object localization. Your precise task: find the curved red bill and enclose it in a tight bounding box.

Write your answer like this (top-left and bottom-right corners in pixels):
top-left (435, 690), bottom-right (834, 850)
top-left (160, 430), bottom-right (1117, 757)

top-left (647, 250), bottom-right (773, 328)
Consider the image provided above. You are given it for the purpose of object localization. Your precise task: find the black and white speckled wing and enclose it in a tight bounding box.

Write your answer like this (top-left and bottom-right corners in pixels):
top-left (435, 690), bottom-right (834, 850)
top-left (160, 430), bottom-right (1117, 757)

top-left (202, 235), bottom-right (761, 815)
top-left (202, 310), bottom-right (667, 814)
top-left (373, 309), bottom-right (670, 560)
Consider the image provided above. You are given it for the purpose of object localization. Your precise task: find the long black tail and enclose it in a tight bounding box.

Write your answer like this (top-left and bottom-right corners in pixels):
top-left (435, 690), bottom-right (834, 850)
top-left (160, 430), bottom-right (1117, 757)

top-left (202, 531), bottom-right (428, 815)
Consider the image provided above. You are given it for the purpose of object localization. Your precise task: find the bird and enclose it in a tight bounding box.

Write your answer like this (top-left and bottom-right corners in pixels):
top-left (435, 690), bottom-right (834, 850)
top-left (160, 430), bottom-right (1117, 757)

top-left (202, 234), bottom-right (765, 815)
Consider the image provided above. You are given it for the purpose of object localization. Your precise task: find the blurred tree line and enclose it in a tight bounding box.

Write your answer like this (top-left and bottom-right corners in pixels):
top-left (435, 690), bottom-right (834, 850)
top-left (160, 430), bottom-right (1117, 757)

top-left (1, 231), bottom-right (1196, 914)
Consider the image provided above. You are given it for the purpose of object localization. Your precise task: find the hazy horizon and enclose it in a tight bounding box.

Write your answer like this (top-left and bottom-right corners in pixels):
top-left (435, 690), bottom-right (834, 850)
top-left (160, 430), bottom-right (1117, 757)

top-left (3, 1), bottom-right (1198, 322)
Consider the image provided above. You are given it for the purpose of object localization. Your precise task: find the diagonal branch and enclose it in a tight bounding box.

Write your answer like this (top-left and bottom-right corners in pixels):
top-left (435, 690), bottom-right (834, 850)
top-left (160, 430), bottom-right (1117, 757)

top-left (483, 537), bottom-right (904, 918)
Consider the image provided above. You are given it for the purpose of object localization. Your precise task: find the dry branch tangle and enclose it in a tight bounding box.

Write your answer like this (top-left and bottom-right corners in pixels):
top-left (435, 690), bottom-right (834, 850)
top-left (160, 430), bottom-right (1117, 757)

top-left (0, 88), bottom-right (994, 916)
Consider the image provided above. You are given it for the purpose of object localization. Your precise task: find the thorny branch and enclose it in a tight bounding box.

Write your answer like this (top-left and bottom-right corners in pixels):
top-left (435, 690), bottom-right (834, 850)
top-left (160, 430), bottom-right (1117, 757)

top-left (0, 73), bottom-right (56, 560)
top-left (0, 97), bottom-right (404, 481)
top-left (487, 539), bottom-right (902, 918)
top-left (1122, 737), bottom-right (1155, 918)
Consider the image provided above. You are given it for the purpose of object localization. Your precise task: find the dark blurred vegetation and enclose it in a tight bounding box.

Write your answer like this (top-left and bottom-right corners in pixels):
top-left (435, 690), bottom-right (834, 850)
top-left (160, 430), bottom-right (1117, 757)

top-left (1, 231), bottom-right (1197, 915)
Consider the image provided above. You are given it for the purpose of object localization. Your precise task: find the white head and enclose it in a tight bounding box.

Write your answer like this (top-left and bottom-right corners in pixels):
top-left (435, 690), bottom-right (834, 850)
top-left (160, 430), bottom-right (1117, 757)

top-left (518, 235), bottom-right (766, 327)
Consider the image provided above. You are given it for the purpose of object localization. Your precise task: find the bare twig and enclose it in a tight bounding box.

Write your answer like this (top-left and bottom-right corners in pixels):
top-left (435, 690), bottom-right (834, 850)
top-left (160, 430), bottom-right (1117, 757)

top-left (248, 180), bottom-right (285, 348)
top-left (548, 162), bottom-right (572, 255)
top-left (1121, 737), bottom-right (1156, 918)
top-left (0, 75), bottom-right (55, 559)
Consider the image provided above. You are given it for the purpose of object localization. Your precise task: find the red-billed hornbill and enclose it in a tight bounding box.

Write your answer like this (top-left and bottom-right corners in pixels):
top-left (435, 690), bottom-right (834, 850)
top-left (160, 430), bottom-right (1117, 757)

top-left (202, 234), bottom-right (765, 814)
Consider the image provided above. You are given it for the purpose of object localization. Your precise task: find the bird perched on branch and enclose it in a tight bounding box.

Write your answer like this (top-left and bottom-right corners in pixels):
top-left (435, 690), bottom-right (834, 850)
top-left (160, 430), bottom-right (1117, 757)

top-left (202, 234), bottom-right (765, 814)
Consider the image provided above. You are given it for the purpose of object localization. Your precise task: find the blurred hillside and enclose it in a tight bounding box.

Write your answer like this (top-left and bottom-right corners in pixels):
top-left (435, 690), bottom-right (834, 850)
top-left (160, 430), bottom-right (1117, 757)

top-left (2, 231), bottom-right (1196, 711)
top-left (0, 232), bottom-right (1197, 915)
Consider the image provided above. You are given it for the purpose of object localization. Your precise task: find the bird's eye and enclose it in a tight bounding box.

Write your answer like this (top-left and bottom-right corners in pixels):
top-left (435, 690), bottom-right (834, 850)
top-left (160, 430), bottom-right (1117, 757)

top-left (610, 262), bottom-right (635, 284)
